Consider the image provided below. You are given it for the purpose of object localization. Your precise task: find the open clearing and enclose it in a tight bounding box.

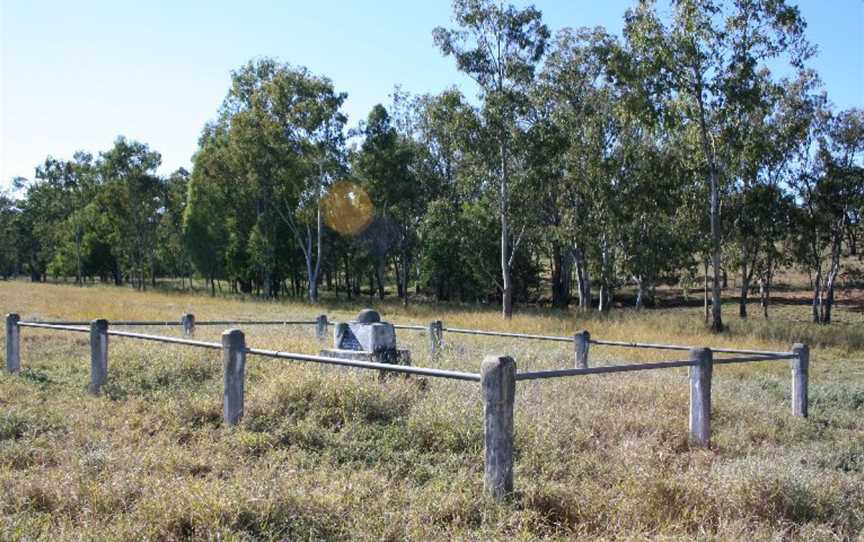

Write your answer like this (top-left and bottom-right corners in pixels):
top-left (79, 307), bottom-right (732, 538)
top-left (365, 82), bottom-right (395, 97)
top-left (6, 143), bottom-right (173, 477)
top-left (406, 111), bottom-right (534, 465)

top-left (1, 281), bottom-right (862, 541)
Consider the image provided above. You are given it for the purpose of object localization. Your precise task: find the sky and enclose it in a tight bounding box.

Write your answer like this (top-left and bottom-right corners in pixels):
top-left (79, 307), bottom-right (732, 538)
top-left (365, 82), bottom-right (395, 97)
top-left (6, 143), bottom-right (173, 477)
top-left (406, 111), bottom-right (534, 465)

top-left (1, 0), bottom-right (862, 189)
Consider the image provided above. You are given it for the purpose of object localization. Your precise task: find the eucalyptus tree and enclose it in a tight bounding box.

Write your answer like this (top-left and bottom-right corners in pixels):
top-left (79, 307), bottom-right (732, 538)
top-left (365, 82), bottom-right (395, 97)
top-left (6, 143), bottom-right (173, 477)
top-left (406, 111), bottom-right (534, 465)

top-left (0, 191), bottom-right (20, 278)
top-left (99, 137), bottom-right (164, 290)
top-left (537, 27), bottom-right (622, 311)
top-left (804, 108), bottom-right (864, 323)
top-left (414, 89), bottom-right (482, 206)
top-left (184, 122), bottom-right (239, 295)
top-left (157, 168), bottom-right (192, 287)
top-left (616, 127), bottom-right (695, 310)
top-left (352, 105), bottom-right (423, 305)
top-left (28, 152), bottom-right (100, 284)
top-left (618, 0), bottom-right (812, 331)
top-left (434, 0), bottom-right (550, 319)
top-left (215, 58), bottom-right (347, 301)
top-left (725, 184), bottom-right (794, 317)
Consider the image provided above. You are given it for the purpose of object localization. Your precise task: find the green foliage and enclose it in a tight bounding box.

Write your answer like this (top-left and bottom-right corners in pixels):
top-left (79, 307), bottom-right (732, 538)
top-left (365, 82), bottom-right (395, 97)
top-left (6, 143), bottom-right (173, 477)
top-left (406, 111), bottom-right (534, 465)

top-left (4, 1), bottom-right (863, 327)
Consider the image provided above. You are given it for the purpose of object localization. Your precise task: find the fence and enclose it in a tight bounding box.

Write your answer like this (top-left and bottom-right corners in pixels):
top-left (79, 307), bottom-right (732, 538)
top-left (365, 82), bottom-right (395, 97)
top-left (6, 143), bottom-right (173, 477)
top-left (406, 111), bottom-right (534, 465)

top-left (3, 312), bottom-right (809, 501)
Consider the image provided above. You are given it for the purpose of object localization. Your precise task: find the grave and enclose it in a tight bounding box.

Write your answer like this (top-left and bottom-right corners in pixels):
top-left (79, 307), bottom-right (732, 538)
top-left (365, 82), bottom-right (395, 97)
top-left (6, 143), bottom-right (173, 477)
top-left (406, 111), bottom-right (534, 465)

top-left (321, 309), bottom-right (411, 368)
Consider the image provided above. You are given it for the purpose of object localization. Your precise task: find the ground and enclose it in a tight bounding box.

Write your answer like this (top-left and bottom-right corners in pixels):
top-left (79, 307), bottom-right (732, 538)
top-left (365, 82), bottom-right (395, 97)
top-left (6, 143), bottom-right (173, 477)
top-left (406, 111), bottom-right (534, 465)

top-left (0, 280), bottom-right (862, 541)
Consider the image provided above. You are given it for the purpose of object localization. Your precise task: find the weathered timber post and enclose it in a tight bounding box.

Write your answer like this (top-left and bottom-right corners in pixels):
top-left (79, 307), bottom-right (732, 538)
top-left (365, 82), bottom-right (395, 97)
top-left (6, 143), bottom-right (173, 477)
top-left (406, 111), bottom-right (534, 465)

top-left (481, 355), bottom-right (516, 500)
top-left (429, 320), bottom-right (443, 358)
top-left (688, 347), bottom-right (712, 447)
top-left (5, 313), bottom-right (20, 373)
top-left (89, 319), bottom-right (109, 394)
top-left (181, 313), bottom-right (195, 337)
top-left (315, 315), bottom-right (328, 342)
top-left (791, 343), bottom-right (809, 418)
top-left (574, 330), bottom-right (590, 369)
top-left (222, 328), bottom-right (246, 426)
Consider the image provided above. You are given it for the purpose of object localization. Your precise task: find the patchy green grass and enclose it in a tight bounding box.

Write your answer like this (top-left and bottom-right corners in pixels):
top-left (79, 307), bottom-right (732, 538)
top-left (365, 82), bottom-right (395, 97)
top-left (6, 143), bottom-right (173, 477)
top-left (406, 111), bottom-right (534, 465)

top-left (0, 281), bottom-right (862, 540)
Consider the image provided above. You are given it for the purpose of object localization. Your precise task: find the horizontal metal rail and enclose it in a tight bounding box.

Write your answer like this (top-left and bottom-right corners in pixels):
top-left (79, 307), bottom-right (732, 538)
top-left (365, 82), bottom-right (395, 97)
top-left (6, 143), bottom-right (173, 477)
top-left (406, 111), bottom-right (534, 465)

top-left (194, 320), bottom-right (316, 326)
top-left (714, 354), bottom-right (797, 365)
top-left (589, 338), bottom-right (792, 356)
top-left (18, 322), bottom-right (90, 332)
top-left (244, 347), bottom-right (481, 381)
top-left (26, 319), bottom-right (316, 327)
top-left (516, 359), bottom-right (696, 381)
top-left (107, 330), bottom-right (222, 350)
top-left (392, 324), bottom-right (427, 331)
top-left (443, 327), bottom-right (572, 342)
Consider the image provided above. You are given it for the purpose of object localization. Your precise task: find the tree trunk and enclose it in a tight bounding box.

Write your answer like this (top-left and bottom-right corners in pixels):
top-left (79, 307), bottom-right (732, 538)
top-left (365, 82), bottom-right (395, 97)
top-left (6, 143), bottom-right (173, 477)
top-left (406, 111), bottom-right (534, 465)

top-left (573, 246), bottom-right (590, 312)
top-left (598, 236), bottom-right (612, 312)
top-left (819, 231), bottom-right (843, 324)
top-left (703, 258), bottom-right (710, 323)
top-left (739, 260), bottom-right (755, 319)
top-left (375, 262), bottom-right (385, 300)
top-left (812, 268), bottom-right (821, 323)
top-left (634, 276), bottom-right (644, 311)
top-left (500, 140), bottom-right (513, 320)
top-left (402, 251), bottom-right (410, 307)
top-left (308, 183), bottom-right (324, 304)
top-left (344, 255), bottom-right (352, 300)
top-left (75, 230), bottom-right (83, 286)
top-left (551, 244), bottom-right (572, 308)
top-left (394, 258), bottom-right (404, 299)
top-left (694, 78), bottom-right (723, 332)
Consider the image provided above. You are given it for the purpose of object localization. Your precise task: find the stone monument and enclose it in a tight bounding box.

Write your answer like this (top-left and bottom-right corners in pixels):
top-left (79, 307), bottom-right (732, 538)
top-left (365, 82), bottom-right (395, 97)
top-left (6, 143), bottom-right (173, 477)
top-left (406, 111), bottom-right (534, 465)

top-left (321, 309), bottom-right (411, 368)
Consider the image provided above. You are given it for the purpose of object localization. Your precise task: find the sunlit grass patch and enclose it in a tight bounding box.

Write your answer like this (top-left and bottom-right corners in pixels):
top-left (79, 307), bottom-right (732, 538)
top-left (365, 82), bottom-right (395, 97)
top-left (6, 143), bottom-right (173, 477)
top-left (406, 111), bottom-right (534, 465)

top-left (0, 280), bottom-right (862, 540)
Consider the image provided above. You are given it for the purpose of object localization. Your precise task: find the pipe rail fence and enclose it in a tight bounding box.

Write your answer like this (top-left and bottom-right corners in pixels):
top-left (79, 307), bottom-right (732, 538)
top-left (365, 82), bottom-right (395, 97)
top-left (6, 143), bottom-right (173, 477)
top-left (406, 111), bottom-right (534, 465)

top-left (4, 312), bottom-right (809, 501)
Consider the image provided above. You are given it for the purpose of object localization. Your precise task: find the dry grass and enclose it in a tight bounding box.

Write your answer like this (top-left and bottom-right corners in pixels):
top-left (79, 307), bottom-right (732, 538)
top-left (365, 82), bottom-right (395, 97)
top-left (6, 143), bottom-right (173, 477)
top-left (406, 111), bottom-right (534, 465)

top-left (0, 280), bottom-right (862, 541)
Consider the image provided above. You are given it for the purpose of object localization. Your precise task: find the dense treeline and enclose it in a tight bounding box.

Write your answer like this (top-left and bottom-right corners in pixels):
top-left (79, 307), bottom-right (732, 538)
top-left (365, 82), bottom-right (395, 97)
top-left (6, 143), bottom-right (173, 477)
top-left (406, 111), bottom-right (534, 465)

top-left (2, 0), bottom-right (862, 328)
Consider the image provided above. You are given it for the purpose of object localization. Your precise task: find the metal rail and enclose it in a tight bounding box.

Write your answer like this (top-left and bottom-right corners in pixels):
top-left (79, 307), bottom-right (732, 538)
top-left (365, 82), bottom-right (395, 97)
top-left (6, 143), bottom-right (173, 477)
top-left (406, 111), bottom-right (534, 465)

top-left (107, 330), bottom-right (222, 350)
top-left (194, 320), bottom-right (316, 326)
top-left (18, 322), bottom-right (90, 333)
top-left (392, 324), bottom-right (427, 331)
top-left (589, 338), bottom-right (792, 356)
top-left (27, 319), bottom-right (316, 327)
top-left (516, 359), bottom-right (696, 381)
top-left (244, 347), bottom-right (480, 381)
top-left (714, 354), bottom-right (797, 365)
top-left (443, 327), bottom-right (572, 342)
top-left (17, 321), bottom-right (798, 381)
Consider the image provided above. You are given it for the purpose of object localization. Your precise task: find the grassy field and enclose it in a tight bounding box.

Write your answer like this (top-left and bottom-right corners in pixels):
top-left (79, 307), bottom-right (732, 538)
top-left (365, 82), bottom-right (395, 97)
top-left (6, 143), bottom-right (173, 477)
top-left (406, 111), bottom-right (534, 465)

top-left (1, 280), bottom-right (862, 541)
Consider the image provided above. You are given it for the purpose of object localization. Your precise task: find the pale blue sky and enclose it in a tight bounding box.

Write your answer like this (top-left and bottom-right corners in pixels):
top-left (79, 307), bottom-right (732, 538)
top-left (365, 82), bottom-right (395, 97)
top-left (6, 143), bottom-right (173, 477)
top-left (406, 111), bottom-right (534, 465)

top-left (1, 0), bottom-right (861, 187)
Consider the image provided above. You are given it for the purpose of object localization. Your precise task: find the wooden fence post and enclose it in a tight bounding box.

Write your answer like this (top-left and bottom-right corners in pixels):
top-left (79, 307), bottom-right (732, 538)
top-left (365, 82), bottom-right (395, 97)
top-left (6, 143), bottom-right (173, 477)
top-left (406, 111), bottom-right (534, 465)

top-left (222, 328), bottom-right (246, 425)
top-left (5, 313), bottom-right (20, 374)
top-left (181, 313), bottom-right (195, 337)
top-left (429, 320), bottom-right (443, 358)
top-left (481, 355), bottom-right (516, 501)
top-left (792, 343), bottom-right (809, 418)
top-left (89, 319), bottom-right (109, 395)
top-left (316, 315), bottom-right (328, 342)
top-left (574, 330), bottom-right (590, 369)
top-left (688, 347), bottom-right (712, 447)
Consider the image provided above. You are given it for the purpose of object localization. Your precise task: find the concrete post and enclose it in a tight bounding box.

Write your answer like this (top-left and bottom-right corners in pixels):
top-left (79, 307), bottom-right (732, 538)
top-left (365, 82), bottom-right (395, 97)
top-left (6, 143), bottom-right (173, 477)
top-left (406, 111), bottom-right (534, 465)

top-left (316, 315), bottom-right (328, 342)
top-left (688, 347), bottom-right (712, 447)
top-left (89, 319), bottom-right (109, 395)
top-left (792, 343), bottom-right (809, 418)
top-left (181, 313), bottom-right (195, 337)
top-left (574, 330), bottom-right (590, 369)
top-left (222, 328), bottom-right (246, 426)
top-left (481, 355), bottom-right (516, 501)
top-left (5, 313), bottom-right (20, 374)
top-left (429, 320), bottom-right (443, 358)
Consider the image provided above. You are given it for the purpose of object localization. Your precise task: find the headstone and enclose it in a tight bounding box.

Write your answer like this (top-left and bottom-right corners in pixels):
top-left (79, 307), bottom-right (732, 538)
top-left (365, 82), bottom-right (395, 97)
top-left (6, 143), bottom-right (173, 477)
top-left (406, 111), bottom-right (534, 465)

top-left (321, 309), bottom-right (411, 372)
top-left (356, 309), bottom-right (381, 324)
